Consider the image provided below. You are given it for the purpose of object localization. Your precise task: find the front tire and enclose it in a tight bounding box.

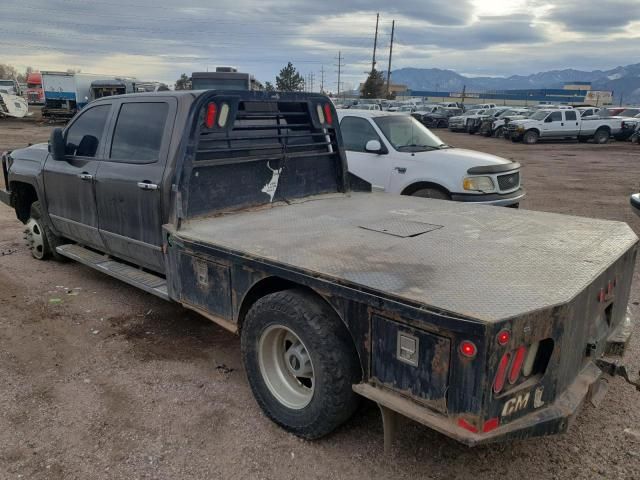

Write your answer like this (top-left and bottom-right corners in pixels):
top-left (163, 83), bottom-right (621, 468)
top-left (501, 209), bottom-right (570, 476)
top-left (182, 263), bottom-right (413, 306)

top-left (241, 289), bottom-right (361, 439)
top-left (523, 130), bottom-right (539, 145)
top-left (494, 126), bottom-right (504, 138)
top-left (411, 187), bottom-right (450, 200)
top-left (25, 202), bottom-right (64, 260)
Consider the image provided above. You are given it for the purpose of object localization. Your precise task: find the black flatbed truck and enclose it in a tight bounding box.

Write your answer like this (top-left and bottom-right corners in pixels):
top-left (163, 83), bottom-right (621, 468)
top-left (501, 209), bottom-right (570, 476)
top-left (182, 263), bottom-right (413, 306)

top-left (1, 90), bottom-right (639, 450)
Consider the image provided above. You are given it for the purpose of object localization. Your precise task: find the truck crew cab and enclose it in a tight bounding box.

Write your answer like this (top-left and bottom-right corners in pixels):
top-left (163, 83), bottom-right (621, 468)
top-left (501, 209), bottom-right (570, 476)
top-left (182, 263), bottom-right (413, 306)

top-left (507, 108), bottom-right (626, 144)
top-left (1, 91), bottom-right (639, 450)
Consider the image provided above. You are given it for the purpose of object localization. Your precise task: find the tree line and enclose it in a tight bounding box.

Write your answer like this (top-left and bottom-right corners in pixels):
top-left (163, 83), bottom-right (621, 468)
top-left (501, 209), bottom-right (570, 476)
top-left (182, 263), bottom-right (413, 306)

top-left (0, 64), bottom-right (81, 83)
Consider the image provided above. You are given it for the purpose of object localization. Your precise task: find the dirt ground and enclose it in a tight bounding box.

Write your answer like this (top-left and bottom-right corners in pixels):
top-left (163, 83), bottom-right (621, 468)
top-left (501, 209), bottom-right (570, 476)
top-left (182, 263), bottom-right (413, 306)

top-left (0, 115), bottom-right (639, 480)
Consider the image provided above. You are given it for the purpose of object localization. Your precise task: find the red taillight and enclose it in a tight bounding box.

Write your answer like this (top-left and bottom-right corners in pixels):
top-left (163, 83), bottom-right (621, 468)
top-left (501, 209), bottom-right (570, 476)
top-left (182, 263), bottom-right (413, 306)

top-left (483, 417), bottom-right (499, 433)
top-left (493, 352), bottom-right (511, 393)
top-left (497, 330), bottom-right (510, 346)
top-left (457, 418), bottom-right (478, 433)
top-left (323, 103), bottom-right (333, 125)
top-left (508, 346), bottom-right (527, 384)
top-left (205, 103), bottom-right (217, 128)
top-left (460, 340), bottom-right (477, 358)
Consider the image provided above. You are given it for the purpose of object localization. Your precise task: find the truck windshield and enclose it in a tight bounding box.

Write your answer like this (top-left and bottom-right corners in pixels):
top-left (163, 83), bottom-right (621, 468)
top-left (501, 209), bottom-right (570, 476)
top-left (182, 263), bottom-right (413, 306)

top-left (373, 116), bottom-right (447, 152)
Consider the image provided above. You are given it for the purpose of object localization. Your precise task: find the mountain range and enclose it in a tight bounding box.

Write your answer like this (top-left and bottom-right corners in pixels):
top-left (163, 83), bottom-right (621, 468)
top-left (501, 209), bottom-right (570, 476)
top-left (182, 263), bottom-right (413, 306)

top-left (391, 63), bottom-right (640, 104)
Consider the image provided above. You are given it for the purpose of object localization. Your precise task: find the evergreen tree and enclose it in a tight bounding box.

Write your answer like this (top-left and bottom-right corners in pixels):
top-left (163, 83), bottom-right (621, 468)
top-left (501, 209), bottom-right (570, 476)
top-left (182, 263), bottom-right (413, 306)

top-left (276, 62), bottom-right (304, 92)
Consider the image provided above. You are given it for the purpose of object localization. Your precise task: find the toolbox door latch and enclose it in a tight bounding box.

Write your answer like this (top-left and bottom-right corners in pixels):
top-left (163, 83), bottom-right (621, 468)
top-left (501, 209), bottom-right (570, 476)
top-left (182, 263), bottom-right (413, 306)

top-left (397, 332), bottom-right (419, 367)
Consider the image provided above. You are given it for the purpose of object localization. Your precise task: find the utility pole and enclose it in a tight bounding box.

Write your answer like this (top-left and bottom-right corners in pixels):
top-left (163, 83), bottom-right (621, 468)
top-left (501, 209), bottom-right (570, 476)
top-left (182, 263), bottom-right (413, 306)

top-left (335, 51), bottom-right (344, 97)
top-left (371, 13), bottom-right (379, 73)
top-left (320, 65), bottom-right (325, 93)
top-left (309, 72), bottom-right (315, 92)
top-left (385, 20), bottom-right (395, 98)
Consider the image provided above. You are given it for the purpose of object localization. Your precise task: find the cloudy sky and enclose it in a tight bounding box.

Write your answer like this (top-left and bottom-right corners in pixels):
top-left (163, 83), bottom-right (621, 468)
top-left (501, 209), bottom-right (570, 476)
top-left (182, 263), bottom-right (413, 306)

top-left (2, 0), bottom-right (639, 90)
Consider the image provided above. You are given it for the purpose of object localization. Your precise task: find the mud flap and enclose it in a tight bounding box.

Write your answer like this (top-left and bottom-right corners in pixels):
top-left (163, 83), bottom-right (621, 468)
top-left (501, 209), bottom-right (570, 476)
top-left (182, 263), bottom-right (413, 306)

top-left (595, 359), bottom-right (640, 391)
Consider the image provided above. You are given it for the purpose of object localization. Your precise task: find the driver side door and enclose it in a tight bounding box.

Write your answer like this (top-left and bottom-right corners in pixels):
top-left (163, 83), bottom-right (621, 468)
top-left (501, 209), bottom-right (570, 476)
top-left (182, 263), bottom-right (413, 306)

top-left (339, 116), bottom-right (391, 191)
top-left (42, 103), bottom-right (113, 249)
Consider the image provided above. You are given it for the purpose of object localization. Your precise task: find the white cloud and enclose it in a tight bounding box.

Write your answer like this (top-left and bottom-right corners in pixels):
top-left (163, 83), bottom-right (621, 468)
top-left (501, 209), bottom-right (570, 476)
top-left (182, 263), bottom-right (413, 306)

top-left (1, 0), bottom-right (638, 90)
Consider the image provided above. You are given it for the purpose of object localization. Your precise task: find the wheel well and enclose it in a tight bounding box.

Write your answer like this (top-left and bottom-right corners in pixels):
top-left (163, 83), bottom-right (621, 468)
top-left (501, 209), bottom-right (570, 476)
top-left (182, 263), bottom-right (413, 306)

top-left (10, 182), bottom-right (38, 223)
top-left (237, 276), bottom-right (363, 372)
top-left (595, 126), bottom-right (611, 133)
top-left (525, 128), bottom-right (540, 135)
top-left (237, 277), bottom-right (308, 332)
top-left (401, 181), bottom-right (450, 197)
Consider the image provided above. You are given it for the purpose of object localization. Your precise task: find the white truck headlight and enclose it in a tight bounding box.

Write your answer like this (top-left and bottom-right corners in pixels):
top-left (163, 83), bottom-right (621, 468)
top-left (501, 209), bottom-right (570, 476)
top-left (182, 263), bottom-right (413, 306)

top-left (463, 176), bottom-right (495, 193)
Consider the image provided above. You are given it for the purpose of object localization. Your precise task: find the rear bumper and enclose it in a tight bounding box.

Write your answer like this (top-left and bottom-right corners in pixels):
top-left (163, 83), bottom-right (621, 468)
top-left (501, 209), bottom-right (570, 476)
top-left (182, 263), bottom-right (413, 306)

top-left (354, 361), bottom-right (603, 447)
top-left (451, 188), bottom-right (526, 207)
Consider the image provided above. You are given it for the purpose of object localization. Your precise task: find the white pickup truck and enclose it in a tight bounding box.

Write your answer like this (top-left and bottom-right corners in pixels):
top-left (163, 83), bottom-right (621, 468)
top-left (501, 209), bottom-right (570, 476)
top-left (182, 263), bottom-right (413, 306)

top-left (507, 108), bottom-right (626, 144)
top-left (337, 110), bottom-right (525, 206)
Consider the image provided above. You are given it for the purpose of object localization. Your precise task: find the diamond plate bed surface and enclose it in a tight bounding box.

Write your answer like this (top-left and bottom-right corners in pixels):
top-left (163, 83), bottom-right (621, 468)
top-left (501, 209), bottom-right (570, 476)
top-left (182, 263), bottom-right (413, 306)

top-left (177, 193), bottom-right (638, 322)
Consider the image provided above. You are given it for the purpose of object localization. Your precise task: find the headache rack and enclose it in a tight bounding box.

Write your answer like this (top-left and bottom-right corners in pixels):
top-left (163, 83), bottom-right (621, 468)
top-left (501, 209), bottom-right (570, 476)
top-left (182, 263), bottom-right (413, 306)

top-left (183, 92), bottom-right (347, 218)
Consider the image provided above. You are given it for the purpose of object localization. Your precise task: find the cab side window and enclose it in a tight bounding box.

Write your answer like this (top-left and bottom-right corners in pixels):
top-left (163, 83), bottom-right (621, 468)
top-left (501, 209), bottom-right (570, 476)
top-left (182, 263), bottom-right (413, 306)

top-left (564, 111), bottom-right (577, 121)
top-left (548, 111), bottom-right (563, 122)
top-left (340, 116), bottom-right (382, 153)
top-left (64, 105), bottom-right (111, 157)
top-left (110, 102), bottom-right (169, 163)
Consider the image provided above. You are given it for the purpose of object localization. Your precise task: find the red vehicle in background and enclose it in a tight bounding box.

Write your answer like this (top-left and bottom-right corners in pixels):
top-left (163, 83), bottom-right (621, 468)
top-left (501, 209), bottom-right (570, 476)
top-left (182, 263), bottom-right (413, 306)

top-left (25, 72), bottom-right (44, 104)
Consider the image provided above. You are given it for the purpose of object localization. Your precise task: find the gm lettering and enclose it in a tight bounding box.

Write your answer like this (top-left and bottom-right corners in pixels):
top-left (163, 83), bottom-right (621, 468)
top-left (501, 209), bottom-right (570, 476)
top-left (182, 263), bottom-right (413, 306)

top-left (502, 387), bottom-right (545, 417)
top-left (502, 392), bottom-right (530, 417)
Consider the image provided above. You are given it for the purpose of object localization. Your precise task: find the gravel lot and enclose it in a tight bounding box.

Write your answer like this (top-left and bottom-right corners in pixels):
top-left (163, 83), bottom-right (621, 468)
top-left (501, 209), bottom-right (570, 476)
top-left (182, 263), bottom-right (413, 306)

top-left (0, 115), bottom-right (639, 479)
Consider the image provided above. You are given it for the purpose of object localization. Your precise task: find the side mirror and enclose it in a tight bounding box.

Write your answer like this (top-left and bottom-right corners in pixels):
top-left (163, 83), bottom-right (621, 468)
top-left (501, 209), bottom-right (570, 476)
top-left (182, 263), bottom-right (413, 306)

top-left (48, 128), bottom-right (66, 160)
top-left (365, 139), bottom-right (383, 154)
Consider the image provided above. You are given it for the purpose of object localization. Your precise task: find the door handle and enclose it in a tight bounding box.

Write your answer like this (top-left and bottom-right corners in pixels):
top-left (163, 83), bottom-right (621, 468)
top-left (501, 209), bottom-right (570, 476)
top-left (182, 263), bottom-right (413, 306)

top-left (561, 123), bottom-right (564, 126)
top-left (137, 181), bottom-right (159, 191)
top-left (394, 167), bottom-right (407, 174)
top-left (78, 173), bottom-right (93, 181)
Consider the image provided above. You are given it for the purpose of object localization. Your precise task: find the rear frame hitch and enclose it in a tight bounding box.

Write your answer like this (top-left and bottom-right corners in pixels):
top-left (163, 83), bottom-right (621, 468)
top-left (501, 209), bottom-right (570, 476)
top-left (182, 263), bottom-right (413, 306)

top-left (596, 359), bottom-right (640, 391)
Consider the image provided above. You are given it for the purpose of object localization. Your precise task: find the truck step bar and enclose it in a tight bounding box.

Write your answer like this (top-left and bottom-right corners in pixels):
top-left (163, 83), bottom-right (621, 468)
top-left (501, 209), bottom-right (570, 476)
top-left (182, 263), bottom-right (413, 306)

top-left (55, 244), bottom-right (169, 300)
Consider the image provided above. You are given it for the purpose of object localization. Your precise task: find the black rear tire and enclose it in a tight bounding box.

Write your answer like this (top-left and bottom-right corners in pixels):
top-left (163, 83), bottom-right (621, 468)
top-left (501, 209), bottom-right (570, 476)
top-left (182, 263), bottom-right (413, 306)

top-left (494, 126), bottom-right (504, 138)
top-left (241, 289), bottom-right (361, 439)
top-left (593, 128), bottom-right (610, 144)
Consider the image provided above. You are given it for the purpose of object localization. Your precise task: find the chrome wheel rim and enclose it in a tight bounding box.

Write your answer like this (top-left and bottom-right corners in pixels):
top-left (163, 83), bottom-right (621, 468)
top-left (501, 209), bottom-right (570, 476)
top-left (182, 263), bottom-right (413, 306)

top-left (25, 218), bottom-right (45, 259)
top-left (258, 325), bottom-right (315, 409)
